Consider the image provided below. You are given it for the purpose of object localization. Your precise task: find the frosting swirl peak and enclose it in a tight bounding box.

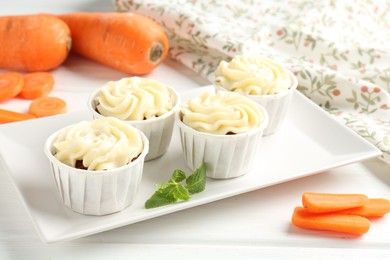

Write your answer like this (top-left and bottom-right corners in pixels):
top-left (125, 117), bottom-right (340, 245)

top-left (181, 91), bottom-right (266, 135)
top-left (215, 55), bottom-right (293, 95)
top-left (52, 117), bottom-right (144, 171)
top-left (95, 77), bottom-right (174, 120)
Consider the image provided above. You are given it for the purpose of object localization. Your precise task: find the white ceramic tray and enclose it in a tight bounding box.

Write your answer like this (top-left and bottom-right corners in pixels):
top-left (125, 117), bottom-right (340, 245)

top-left (0, 86), bottom-right (381, 244)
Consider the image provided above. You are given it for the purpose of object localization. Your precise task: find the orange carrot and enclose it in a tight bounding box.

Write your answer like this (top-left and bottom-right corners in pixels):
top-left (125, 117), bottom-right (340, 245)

top-left (0, 72), bottom-right (24, 102)
top-left (302, 192), bottom-right (369, 213)
top-left (28, 96), bottom-right (66, 118)
top-left (340, 198), bottom-right (390, 218)
top-left (0, 14), bottom-right (71, 72)
top-left (292, 206), bottom-right (370, 236)
top-left (57, 12), bottom-right (169, 75)
top-left (0, 108), bottom-right (35, 123)
top-left (19, 72), bottom-right (54, 100)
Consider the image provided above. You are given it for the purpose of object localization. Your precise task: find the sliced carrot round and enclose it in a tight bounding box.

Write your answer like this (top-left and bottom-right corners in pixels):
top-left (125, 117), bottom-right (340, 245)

top-left (29, 96), bottom-right (67, 118)
top-left (19, 72), bottom-right (54, 100)
top-left (0, 72), bottom-right (24, 102)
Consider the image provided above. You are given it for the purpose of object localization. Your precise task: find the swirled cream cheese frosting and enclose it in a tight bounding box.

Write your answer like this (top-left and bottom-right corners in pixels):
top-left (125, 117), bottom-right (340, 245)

top-left (181, 91), bottom-right (266, 135)
top-left (95, 77), bottom-right (174, 120)
top-left (215, 55), bottom-right (293, 95)
top-left (52, 117), bottom-right (143, 171)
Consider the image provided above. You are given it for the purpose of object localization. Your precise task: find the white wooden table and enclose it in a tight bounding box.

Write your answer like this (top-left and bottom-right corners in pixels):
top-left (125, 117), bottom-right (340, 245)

top-left (0, 1), bottom-right (389, 259)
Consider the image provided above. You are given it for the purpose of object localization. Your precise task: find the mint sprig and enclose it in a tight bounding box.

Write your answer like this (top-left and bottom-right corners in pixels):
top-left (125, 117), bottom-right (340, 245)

top-left (145, 163), bottom-right (206, 209)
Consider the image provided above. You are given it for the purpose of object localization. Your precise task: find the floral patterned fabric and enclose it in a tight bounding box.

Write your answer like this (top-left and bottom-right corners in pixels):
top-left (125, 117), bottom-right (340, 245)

top-left (115, 0), bottom-right (390, 163)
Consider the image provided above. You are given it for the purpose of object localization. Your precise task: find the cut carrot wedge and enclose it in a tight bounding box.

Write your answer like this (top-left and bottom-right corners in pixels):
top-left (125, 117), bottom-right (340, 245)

top-left (0, 72), bottom-right (24, 102)
top-left (0, 108), bottom-right (35, 123)
top-left (19, 72), bottom-right (54, 100)
top-left (292, 206), bottom-right (370, 236)
top-left (340, 198), bottom-right (390, 218)
top-left (302, 192), bottom-right (369, 213)
top-left (28, 96), bottom-right (66, 117)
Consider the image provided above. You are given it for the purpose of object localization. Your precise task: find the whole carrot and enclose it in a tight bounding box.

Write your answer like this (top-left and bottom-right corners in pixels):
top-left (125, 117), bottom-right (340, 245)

top-left (57, 12), bottom-right (169, 75)
top-left (0, 14), bottom-right (71, 72)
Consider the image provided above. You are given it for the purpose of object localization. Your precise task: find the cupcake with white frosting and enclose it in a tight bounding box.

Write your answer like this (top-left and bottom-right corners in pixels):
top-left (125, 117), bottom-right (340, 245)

top-left (214, 54), bottom-right (298, 135)
top-left (88, 77), bottom-right (180, 161)
top-left (44, 117), bottom-right (149, 215)
top-left (177, 91), bottom-right (268, 179)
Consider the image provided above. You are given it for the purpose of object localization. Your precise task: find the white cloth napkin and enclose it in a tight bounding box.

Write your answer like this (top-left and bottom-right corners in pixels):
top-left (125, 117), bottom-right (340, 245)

top-left (115, 0), bottom-right (390, 164)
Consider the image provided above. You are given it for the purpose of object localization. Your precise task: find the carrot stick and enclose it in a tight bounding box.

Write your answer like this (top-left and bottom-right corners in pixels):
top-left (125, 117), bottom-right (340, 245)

top-left (340, 198), bottom-right (390, 218)
top-left (0, 14), bottom-right (71, 72)
top-left (0, 108), bottom-right (35, 123)
top-left (292, 206), bottom-right (370, 236)
top-left (28, 96), bottom-right (66, 118)
top-left (302, 192), bottom-right (369, 213)
top-left (57, 12), bottom-right (169, 75)
top-left (0, 72), bottom-right (24, 102)
top-left (18, 72), bottom-right (55, 100)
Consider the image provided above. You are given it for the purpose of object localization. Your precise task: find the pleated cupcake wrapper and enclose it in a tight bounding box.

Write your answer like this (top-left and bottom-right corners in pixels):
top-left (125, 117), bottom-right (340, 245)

top-left (176, 108), bottom-right (269, 179)
top-left (215, 71), bottom-right (298, 136)
top-left (88, 87), bottom-right (180, 161)
top-left (121, 110), bottom-right (177, 161)
top-left (49, 158), bottom-right (145, 215)
top-left (44, 129), bottom-right (149, 216)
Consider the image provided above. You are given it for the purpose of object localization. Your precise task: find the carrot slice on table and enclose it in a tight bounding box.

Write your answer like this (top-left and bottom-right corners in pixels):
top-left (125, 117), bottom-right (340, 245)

top-left (0, 72), bottom-right (24, 102)
top-left (0, 108), bottom-right (35, 123)
top-left (19, 72), bottom-right (54, 100)
top-left (28, 96), bottom-right (66, 118)
top-left (292, 206), bottom-right (370, 236)
top-left (302, 192), bottom-right (369, 213)
top-left (340, 198), bottom-right (390, 218)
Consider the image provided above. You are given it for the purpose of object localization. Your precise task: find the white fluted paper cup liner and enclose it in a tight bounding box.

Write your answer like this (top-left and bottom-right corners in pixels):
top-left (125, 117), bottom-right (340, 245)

top-left (215, 70), bottom-right (298, 135)
top-left (176, 106), bottom-right (268, 179)
top-left (88, 86), bottom-right (180, 161)
top-left (44, 128), bottom-right (149, 216)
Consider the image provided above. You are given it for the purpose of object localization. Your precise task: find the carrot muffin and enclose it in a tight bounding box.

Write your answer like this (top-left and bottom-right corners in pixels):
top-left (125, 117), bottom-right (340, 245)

top-left (177, 91), bottom-right (268, 179)
top-left (44, 117), bottom-right (149, 215)
top-left (214, 54), bottom-right (297, 135)
top-left (88, 76), bottom-right (180, 160)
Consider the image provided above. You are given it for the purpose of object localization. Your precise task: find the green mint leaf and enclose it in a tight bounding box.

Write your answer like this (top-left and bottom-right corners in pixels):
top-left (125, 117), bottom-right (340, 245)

top-left (155, 183), bottom-right (164, 189)
top-left (186, 162), bottom-right (206, 194)
top-left (163, 183), bottom-right (191, 201)
top-left (145, 190), bottom-right (178, 209)
top-left (144, 183), bottom-right (191, 209)
top-left (169, 169), bottom-right (187, 183)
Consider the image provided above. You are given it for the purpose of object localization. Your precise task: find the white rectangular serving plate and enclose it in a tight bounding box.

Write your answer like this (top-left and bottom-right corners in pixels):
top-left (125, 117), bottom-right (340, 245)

top-left (0, 86), bottom-right (381, 244)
